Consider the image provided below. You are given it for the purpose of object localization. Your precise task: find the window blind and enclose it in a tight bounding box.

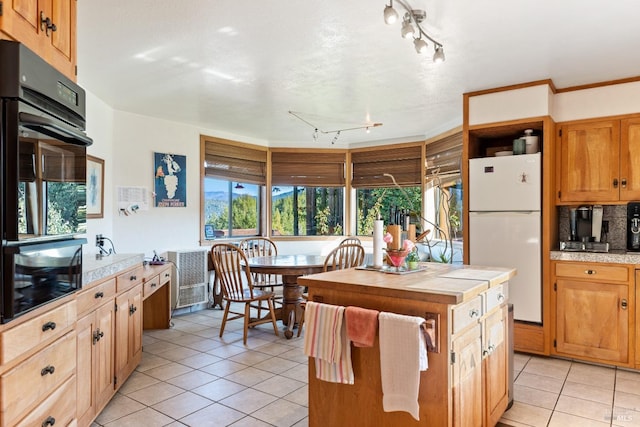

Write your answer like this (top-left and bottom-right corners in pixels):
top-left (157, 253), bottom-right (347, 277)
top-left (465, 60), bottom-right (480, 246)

top-left (271, 151), bottom-right (346, 186)
top-left (203, 138), bottom-right (267, 185)
top-left (351, 145), bottom-right (422, 188)
top-left (425, 131), bottom-right (462, 181)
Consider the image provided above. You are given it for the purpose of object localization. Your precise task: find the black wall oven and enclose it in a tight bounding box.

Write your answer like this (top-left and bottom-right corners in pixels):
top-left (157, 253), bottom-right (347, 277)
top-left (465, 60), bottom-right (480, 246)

top-left (1, 41), bottom-right (93, 323)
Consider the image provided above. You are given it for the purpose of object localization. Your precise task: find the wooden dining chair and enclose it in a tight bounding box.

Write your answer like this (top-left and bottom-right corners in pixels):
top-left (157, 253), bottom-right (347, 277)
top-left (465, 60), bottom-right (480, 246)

top-left (339, 236), bottom-right (362, 246)
top-left (210, 243), bottom-right (279, 345)
top-left (297, 243), bottom-right (365, 337)
top-left (238, 237), bottom-right (283, 294)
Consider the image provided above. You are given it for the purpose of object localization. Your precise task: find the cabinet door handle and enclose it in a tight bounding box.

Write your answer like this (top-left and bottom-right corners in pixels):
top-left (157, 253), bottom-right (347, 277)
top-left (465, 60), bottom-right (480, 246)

top-left (39, 12), bottom-right (57, 36)
top-left (95, 291), bottom-right (105, 299)
top-left (41, 365), bottom-right (55, 376)
top-left (130, 275), bottom-right (137, 281)
top-left (129, 304), bottom-right (138, 315)
top-left (42, 416), bottom-right (56, 427)
top-left (621, 299), bottom-right (628, 310)
top-left (622, 178), bottom-right (627, 188)
top-left (613, 178), bottom-right (619, 188)
top-left (42, 321), bottom-right (57, 332)
top-left (584, 269), bottom-right (596, 275)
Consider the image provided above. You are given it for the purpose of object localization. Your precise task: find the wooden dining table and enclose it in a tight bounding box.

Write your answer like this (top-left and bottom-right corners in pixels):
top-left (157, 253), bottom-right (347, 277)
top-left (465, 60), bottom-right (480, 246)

top-left (243, 254), bottom-right (326, 338)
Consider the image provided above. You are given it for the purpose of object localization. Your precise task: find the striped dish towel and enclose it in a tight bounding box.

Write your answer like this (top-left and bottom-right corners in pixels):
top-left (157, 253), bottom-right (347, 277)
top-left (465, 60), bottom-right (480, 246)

top-left (303, 301), bottom-right (354, 384)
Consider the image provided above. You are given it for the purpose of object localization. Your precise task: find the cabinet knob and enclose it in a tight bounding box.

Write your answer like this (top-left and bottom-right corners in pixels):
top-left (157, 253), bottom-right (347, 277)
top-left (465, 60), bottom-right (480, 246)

top-left (42, 321), bottom-right (57, 332)
top-left (584, 269), bottom-right (596, 275)
top-left (622, 178), bottom-right (627, 188)
top-left (40, 365), bottom-right (55, 376)
top-left (621, 299), bottom-right (628, 310)
top-left (613, 178), bottom-right (619, 188)
top-left (42, 416), bottom-right (56, 427)
top-left (469, 308), bottom-right (480, 319)
top-left (497, 293), bottom-right (505, 303)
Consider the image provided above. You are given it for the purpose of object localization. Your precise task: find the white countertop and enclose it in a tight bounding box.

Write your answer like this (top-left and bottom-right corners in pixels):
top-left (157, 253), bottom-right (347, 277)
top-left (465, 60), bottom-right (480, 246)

top-left (82, 253), bottom-right (144, 285)
top-left (550, 250), bottom-right (640, 266)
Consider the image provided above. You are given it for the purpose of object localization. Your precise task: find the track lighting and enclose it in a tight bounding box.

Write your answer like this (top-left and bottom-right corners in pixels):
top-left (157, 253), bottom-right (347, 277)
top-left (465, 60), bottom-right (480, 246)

top-left (288, 111), bottom-right (382, 144)
top-left (383, 0), bottom-right (445, 61)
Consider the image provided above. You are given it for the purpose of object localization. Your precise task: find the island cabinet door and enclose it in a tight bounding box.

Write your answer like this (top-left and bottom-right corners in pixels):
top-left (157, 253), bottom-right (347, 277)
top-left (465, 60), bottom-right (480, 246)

top-left (483, 306), bottom-right (508, 427)
top-left (451, 323), bottom-right (482, 427)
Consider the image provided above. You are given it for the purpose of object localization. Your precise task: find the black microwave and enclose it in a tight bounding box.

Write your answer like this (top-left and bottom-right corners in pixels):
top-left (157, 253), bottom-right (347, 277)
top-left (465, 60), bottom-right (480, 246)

top-left (0, 41), bottom-right (92, 322)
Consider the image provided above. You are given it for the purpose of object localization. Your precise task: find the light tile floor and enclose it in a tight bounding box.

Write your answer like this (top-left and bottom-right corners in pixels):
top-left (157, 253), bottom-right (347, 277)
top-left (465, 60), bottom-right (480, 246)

top-left (92, 307), bottom-right (640, 426)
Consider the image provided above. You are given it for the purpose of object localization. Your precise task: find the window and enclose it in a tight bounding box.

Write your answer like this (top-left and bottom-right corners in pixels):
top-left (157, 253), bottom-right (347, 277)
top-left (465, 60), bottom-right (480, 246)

top-left (351, 145), bottom-right (423, 236)
top-left (201, 136), bottom-right (267, 240)
top-left (270, 151), bottom-right (346, 236)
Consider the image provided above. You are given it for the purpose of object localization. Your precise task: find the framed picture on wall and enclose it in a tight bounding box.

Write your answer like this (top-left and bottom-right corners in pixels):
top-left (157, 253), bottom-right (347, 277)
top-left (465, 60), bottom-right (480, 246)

top-left (87, 155), bottom-right (105, 218)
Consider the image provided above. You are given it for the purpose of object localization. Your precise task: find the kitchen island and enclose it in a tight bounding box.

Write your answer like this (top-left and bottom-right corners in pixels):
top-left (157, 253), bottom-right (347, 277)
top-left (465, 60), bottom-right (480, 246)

top-left (298, 263), bottom-right (515, 427)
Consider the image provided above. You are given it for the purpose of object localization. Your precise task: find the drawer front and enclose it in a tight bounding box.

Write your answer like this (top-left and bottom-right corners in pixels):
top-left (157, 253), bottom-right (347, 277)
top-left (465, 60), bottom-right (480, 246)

top-left (143, 275), bottom-right (160, 298)
top-left (483, 284), bottom-right (508, 314)
top-left (0, 301), bottom-right (76, 365)
top-left (555, 263), bottom-right (629, 282)
top-left (159, 266), bottom-right (171, 285)
top-left (116, 266), bottom-right (144, 292)
top-left (451, 296), bottom-right (482, 335)
top-left (14, 375), bottom-right (76, 427)
top-left (76, 278), bottom-right (116, 317)
top-left (1, 332), bottom-right (76, 425)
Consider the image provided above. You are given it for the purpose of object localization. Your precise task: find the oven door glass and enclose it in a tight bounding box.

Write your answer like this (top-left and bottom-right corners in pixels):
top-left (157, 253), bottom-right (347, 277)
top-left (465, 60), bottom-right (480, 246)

top-left (17, 104), bottom-right (87, 240)
top-left (2, 238), bottom-right (84, 323)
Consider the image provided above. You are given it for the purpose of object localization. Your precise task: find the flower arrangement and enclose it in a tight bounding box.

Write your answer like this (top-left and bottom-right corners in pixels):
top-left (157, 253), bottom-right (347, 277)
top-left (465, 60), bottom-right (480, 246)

top-left (383, 232), bottom-right (415, 270)
top-left (406, 249), bottom-right (420, 263)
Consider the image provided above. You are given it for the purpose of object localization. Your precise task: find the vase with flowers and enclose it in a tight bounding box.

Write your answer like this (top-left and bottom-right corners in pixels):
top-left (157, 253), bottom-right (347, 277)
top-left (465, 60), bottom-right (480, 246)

top-left (383, 232), bottom-right (415, 272)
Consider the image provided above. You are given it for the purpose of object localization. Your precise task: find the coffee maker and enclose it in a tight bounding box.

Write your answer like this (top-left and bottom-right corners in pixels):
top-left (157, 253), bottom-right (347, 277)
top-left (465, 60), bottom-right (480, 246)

top-left (569, 205), bottom-right (603, 242)
top-left (562, 205), bottom-right (607, 252)
top-left (627, 202), bottom-right (640, 251)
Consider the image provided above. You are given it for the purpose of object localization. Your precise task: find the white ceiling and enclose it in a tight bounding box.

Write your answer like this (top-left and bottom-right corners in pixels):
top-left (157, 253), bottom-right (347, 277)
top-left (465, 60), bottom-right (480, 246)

top-left (77, 0), bottom-right (640, 147)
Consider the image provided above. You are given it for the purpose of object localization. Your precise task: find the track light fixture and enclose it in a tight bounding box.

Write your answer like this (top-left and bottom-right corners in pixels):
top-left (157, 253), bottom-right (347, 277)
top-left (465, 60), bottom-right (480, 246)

top-left (383, 0), bottom-right (445, 62)
top-left (288, 111), bottom-right (382, 145)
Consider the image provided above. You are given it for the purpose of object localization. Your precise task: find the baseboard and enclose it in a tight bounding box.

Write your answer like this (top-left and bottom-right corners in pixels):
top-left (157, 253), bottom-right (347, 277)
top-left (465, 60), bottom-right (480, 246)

top-left (513, 322), bottom-right (549, 355)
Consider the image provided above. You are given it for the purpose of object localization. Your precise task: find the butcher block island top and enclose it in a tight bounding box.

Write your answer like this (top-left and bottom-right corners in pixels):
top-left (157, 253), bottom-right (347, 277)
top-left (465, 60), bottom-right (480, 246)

top-left (298, 263), bottom-right (515, 427)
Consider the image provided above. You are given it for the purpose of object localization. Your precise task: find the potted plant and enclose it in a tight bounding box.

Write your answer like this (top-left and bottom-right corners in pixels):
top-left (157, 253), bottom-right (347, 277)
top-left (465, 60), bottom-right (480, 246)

top-left (406, 248), bottom-right (420, 270)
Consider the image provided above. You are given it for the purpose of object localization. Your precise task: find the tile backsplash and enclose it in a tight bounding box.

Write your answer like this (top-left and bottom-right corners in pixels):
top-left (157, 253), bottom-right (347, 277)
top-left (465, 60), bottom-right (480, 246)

top-left (557, 205), bottom-right (627, 251)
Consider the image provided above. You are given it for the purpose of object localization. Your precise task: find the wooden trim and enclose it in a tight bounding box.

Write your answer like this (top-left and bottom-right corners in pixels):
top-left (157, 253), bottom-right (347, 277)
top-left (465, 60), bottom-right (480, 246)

top-left (513, 323), bottom-right (546, 354)
top-left (463, 79), bottom-right (556, 98)
top-left (199, 134), bottom-right (268, 152)
top-left (556, 75), bottom-right (640, 93)
top-left (555, 111), bottom-right (640, 126)
top-left (425, 125), bottom-right (463, 145)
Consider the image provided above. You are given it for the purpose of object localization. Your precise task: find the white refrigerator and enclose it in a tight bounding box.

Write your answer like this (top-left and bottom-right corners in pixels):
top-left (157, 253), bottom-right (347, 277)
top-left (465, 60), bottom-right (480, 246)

top-left (469, 153), bottom-right (541, 323)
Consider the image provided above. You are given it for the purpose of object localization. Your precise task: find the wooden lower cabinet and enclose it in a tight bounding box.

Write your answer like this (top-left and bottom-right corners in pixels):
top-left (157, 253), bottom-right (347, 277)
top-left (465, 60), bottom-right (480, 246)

top-left (76, 298), bottom-right (115, 426)
top-left (483, 306), bottom-right (508, 427)
top-left (451, 323), bottom-right (482, 426)
top-left (115, 284), bottom-right (143, 388)
top-left (553, 261), bottom-right (632, 366)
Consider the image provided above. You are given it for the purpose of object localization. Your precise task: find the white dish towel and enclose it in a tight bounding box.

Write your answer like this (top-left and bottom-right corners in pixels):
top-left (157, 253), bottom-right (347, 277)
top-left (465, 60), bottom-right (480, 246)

top-left (303, 301), bottom-right (354, 384)
top-left (378, 312), bottom-right (428, 421)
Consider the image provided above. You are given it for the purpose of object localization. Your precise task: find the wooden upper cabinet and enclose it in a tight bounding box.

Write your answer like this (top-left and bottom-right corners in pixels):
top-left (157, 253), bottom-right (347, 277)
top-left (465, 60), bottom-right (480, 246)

top-left (558, 119), bottom-right (620, 202)
top-left (0, 0), bottom-right (77, 80)
top-left (620, 117), bottom-right (640, 200)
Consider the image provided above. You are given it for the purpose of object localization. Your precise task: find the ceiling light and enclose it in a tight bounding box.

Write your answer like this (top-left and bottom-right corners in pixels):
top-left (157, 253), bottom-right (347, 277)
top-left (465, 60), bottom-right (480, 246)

top-left (433, 45), bottom-right (445, 63)
top-left (383, 0), bottom-right (445, 61)
top-left (234, 183), bottom-right (244, 189)
top-left (383, 1), bottom-right (399, 24)
top-left (401, 18), bottom-right (415, 39)
top-left (414, 37), bottom-right (428, 54)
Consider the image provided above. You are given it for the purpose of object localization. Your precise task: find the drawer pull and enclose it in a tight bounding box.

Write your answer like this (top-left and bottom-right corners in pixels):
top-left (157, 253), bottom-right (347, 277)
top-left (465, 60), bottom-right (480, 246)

top-left (40, 365), bottom-right (55, 376)
top-left (164, 273), bottom-right (170, 277)
top-left (95, 291), bottom-right (105, 299)
top-left (130, 275), bottom-right (137, 281)
top-left (42, 416), bottom-right (56, 427)
top-left (42, 321), bottom-right (57, 332)
top-left (151, 283), bottom-right (157, 288)
top-left (469, 308), bottom-right (480, 319)
top-left (584, 269), bottom-right (596, 275)
top-left (621, 299), bottom-right (628, 310)
top-left (497, 293), bottom-right (505, 303)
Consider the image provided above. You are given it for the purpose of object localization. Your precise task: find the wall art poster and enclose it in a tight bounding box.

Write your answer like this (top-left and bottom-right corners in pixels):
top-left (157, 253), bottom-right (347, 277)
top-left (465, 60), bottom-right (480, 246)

top-left (154, 152), bottom-right (187, 207)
